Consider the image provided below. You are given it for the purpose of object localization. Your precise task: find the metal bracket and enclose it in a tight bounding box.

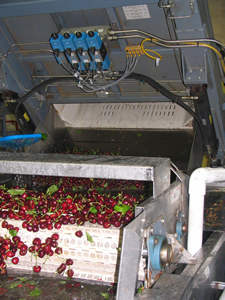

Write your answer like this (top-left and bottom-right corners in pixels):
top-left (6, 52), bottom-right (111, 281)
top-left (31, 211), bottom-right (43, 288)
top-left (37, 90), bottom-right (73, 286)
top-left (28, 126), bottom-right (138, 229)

top-left (158, 0), bottom-right (174, 9)
top-left (167, 233), bottom-right (197, 265)
top-left (167, 1), bottom-right (194, 20)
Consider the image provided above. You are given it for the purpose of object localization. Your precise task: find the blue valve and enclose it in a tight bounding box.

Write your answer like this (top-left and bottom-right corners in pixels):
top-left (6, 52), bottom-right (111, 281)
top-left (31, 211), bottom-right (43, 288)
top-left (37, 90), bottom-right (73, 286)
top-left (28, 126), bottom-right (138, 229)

top-left (49, 33), bottom-right (66, 64)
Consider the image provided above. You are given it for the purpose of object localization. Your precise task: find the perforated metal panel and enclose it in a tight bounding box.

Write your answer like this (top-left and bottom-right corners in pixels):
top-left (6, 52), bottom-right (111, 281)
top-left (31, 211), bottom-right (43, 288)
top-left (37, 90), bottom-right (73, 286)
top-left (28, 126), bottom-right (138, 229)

top-left (54, 102), bottom-right (193, 129)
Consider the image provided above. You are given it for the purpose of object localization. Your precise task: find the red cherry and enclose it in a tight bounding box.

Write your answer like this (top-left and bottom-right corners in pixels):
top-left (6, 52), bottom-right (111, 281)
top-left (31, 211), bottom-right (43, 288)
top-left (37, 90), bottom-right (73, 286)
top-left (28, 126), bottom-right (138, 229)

top-left (12, 257), bottom-right (19, 264)
top-left (75, 230), bottom-right (83, 238)
top-left (51, 233), bottom-right (59, 241)
top-left (33, 237), bottom-right (41, 246)
top-left (66, 258), bottom-right (73, 266)
top-left (67, 269), bottom-right (74, 278)
top-left (33, 265), bottom-right (41, 273)
top-left (55, 247), bottom-right (63, 255)
top-left (103, 221), bottom-right (111, 228)
top-left (54, 222), bottom-right (61, 229)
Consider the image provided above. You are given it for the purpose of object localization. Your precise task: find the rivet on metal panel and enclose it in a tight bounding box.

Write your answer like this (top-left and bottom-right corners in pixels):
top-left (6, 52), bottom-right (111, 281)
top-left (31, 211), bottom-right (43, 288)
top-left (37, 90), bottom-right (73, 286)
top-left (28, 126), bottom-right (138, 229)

top-left (146, 168), bottom-right (152, 180)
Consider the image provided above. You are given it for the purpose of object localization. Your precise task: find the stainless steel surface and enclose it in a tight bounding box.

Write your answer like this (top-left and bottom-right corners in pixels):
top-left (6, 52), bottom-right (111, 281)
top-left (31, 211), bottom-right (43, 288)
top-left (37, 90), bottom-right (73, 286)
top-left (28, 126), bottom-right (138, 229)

top-left (0, 153), bottom-right (170, 196)
top-left (117, 176), bottom-right (188, 299)
top-left (135, 231), bottom-right (225, 299)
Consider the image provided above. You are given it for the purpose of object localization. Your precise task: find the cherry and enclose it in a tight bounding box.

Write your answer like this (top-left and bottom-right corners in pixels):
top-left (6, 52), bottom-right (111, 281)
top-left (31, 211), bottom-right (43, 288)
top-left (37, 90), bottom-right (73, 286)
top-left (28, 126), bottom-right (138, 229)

top-left (39, 222), bottom-right (47, 230)
top-left (67, 269), bottom-right (74, 278)
top-left (45, 237), bottom-right (52, 245)
top-left (20, 244), bottom-right (28, 252)
top-left (51, 233), bottom-right (59, 241)
top-left (66, 258), bottom-right (73, 266)
top-left (54, 222), bottom-right (61, 229)
top-left (19, 250), bottom-right (27, 256)
top-left (47, 224), bottom-right (53, 230)
top-left (38, 250), bottom-right (45, 258)
top-left (103, 221), bottom-right (111, 228)
top-left (51, 241), bottom-right (58, 248)
top-left (12, 257), bottom-right (19, 264)
top-left (33, 237), bottom-right (41, 246)
top-left (33, 265), bottom-right (41, 273)
top-left (2, 221), bottom-right (8, 228)
top-left (56, 263), bottom-right (66, 274)
top-left (43, 244), bottom-right (51, 254)
top-left (7, 250), bottom-right (14, 257)
top-left (75, 230), bottom-right (83, 238)
top-left (55, 247), bottom-right (63, 255)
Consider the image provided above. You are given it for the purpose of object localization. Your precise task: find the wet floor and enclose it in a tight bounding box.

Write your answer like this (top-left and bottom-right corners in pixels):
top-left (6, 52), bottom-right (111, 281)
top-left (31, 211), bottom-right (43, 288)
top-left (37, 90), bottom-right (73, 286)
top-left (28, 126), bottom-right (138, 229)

top-left (0, 272), bottom-right (116, 300)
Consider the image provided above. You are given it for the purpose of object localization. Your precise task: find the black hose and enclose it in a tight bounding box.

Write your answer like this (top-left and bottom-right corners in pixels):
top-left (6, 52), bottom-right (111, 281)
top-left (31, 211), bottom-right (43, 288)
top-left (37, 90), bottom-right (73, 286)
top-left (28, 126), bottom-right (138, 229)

top-left (15, 77), bottom-right (78, 129)
top-left (126, 72), bottom-right (211, 152)
top-left (15, 73), bottom-right (211, 154)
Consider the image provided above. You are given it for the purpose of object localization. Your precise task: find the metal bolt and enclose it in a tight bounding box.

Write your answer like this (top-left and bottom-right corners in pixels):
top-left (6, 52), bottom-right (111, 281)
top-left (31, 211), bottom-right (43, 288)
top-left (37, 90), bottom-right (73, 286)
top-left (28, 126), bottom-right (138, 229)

top-left (150, 227), bottom-right (154, 234)
top-left (161, 218), bottom-right (165, 224)
top-left (154, 237), bottom-right (158, 245)
top-left (150, 279), bottom-right (155, 285)
top-left (198, 76), bottom-right (201, 80)
top-left (200, 69), bottom-right (203, 72)
top-left (189, 69), bottom-right (192, 73)
top-left (187, 77), bottom-right (191, 80)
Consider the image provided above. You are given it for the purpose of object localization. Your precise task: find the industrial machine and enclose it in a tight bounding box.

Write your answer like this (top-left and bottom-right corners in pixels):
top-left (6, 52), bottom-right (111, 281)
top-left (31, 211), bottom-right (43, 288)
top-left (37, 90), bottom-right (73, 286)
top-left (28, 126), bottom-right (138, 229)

top-left (0, 1), bottom-right (225, 299)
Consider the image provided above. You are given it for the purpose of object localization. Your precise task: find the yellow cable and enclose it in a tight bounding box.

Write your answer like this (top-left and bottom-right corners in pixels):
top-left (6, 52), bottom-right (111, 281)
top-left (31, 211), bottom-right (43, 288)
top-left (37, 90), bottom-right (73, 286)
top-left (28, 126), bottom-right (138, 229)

top-left (140, 38), bottom-right (225, 73)
top-left (140, 39), bottom-right (162, 61)
top-left (182, 42), bottom-right (225, 72)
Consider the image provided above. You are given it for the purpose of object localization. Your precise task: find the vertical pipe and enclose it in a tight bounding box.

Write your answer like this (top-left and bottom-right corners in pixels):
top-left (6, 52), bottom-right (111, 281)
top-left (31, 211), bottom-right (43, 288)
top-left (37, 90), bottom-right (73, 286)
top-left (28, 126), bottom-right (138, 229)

top-left (188, 167), bottom-right (225, 255)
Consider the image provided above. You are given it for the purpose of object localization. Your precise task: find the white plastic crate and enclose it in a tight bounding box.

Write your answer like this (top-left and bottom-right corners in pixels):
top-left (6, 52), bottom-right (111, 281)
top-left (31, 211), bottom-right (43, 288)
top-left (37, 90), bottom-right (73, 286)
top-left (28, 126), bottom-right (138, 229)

top-left (0, 219), bottom-right (121, 283)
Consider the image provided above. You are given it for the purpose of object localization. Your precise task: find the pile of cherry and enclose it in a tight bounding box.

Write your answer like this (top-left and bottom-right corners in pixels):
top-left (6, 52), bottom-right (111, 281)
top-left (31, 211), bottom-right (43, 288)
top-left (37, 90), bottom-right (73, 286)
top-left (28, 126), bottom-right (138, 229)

top-left (0, 184), bottom-right (145, 276)
top-left (34, 176), bottom-right (145, 191)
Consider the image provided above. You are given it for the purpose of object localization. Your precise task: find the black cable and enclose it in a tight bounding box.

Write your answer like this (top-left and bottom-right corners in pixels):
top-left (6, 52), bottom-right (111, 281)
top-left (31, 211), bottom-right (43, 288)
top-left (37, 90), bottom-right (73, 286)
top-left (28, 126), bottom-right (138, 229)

top-left (125, 72), bottom-right (211, 153)
top-left (15, 77), bottom-right (78, 129)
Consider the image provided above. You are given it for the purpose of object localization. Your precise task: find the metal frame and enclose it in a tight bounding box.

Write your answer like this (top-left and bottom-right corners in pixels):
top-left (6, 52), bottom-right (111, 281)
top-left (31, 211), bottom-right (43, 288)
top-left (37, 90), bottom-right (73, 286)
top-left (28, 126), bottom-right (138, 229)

top-left (0, 152), bottom-right (170, 198)
top-left (135, 231), bottom-right (225, 299)
top-left (117, 177), bottom-right (188, 299)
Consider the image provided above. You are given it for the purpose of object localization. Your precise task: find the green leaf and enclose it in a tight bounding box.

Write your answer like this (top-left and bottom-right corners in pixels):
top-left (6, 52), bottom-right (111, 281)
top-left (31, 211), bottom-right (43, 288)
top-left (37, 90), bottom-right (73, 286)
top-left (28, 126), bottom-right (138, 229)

top-left (138, 286), bottom-right (144, 293)
top-left (41, 133), bottom-right (48, 141)
top-left (46, 184), bottom-right (58, 196)
top-left (9, 282), bottom-right (21, 289)
top-left (137, 133), bottom-right (142, 137)
top-left (96, 187), bottom-right (103, 193)
top-left (114, 204), bottom-right (130, 214)
top-left (7, 189), bottom-right (25, 196)
top-left (86, 232), bottom-right (93, 243)
top-left (130, 185), bottom-right (137, 190)
top-left (57, 178), bottom-right (63, 187)
top-left (77, 130), bottom-right (82, 134)
top-left (100, 292), bottom-right (109, 299)
top-left (29, 287), bottom-right (42, 296)
top-left (20, 278), bottom-right (28, 282)
top-left (103, 182), bottom-right (108, 188)
top-left (59, 281), bottom-right (67, 284)
top-left (89, 206), bottom-right (97, 214)
top-left (9, 229), bottom-right (17, 237)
